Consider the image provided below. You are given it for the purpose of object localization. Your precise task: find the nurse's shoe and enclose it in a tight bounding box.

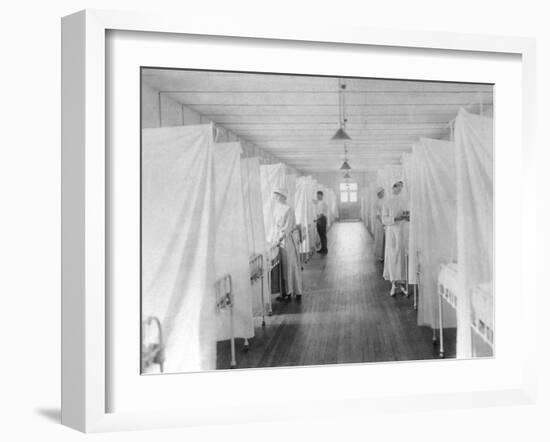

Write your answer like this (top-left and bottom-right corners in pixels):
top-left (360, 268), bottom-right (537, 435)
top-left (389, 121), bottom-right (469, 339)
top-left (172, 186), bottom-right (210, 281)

top-left (400, 285), bottom-right (408, 296)
top-left (390, 284), bottom-right (397, 297)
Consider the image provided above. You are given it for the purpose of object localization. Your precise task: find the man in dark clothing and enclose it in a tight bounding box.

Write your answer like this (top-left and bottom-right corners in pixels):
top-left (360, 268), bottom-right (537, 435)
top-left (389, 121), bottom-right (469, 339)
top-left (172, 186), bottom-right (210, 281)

top-left (314, 191), bottom-right (328, 254)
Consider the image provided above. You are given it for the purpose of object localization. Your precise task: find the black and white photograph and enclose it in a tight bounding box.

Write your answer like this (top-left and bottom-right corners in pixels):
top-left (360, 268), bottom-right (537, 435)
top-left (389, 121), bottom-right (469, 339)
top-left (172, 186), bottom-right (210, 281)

top-left (140, 68), bottom-right (494, 374)
top-left (141, 68), bottom-right (495, 374)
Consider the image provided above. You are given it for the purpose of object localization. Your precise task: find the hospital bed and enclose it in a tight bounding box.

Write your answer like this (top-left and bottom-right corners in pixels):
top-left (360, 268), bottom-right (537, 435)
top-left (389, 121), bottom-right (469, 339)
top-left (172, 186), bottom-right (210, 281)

top-left (436, 263), bottom-right (494, 358)
top-left (415, 249), bottom-right (437, 345)
top-left (470, 283), bottom-right (494, 353)
top-left (300, 222), bottom-right (316, 263)
top-left (267, 242), bottom-right (282, 306)
top-left (436, 263), bottom-right (458, 358)
top-left (249, 252), bottom-right (267, 327)
top-left (141, 316), bottom-right (165, 374)
top-left (215, 274), bottom-right (237, 368)
top-left (292, 224), bottom-right (306, 266)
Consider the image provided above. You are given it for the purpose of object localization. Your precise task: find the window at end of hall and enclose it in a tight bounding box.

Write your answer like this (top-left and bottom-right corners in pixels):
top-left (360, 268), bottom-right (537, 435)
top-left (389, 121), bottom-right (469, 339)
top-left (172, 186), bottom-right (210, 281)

top-left (340, 182), bottom-right (357, 203)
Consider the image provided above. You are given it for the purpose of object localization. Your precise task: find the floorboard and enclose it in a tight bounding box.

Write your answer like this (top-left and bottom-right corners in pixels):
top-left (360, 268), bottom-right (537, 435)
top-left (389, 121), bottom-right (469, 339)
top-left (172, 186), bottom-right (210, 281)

top-left (217, 221), bottom-right (456, 369)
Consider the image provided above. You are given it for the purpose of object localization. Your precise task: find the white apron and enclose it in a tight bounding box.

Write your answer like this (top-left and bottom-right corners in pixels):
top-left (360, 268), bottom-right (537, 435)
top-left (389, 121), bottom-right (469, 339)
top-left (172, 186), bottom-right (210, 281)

top-left (270, 202), bottom-right (303, 295)
top-left (382, 193), bottom-right (409, 281)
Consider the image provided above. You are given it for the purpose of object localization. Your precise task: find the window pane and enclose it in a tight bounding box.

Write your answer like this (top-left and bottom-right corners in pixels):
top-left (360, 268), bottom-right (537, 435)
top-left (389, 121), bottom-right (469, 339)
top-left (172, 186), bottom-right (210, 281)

top-left (348, 183), bottom-right (358, 190)
top-left (340, 191), bottom-right (349, 202)
top-left (339, 183), bottom-right (348, 191)
top-left (350, 191), bottom-right (357, 202)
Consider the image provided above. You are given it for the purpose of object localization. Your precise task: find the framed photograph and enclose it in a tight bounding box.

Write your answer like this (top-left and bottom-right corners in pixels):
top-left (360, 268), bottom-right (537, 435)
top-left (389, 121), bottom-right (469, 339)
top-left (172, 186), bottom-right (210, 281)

top-left (61, 9), bottom-right (537, 432)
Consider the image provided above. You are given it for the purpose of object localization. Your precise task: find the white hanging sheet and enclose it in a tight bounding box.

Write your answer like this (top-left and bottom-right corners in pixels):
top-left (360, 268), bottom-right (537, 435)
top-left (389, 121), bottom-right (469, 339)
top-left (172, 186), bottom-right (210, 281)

top-left (414, 138), bottom-right (457, 328)
top-left (240, 157), bottom-right (270, 315)
top-left (295, 176), bottom-right (315, 253)
top-left (361, 185), bottom-right (370, 231)
top-left (214, 142), bottom-right (255, 340)
top-left (330, 188), bottom-right (339, 221)
top-left (454, 108), bottom-right (494, 357)
top-left (142, 124), bottom-right (217, 373)
top-left (286, 173), bottom-right (297, 211)
top-left (260, 163), bottom-right (287, 244)
top-left (368, 183), bottom-right (378, 237)
top-left (406, 146), bottom-right (421, 285)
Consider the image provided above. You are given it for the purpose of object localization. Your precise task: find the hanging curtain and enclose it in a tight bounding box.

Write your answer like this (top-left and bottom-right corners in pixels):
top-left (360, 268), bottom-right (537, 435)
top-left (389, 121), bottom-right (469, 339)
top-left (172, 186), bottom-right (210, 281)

top-left (407, 146), bottom-right (421, 285)
top-left (295, 176), bottom-right (315, 253)
top-left (332, 188), bottom-right (339, 221)
top-left (286, 173), bottom-right (297, 211)
top-left (454, 109), bottom-right (494, 358)
top-left (213, 142), bottom-right (255, 341)
top-left (142, 124), bottom-right (217, 373)
top-left (414, 138), bottom-right (457, 328)
top-left (368, 182), bottom-right (378, 238)
top-left (240, 157), bottom-right (270, 315)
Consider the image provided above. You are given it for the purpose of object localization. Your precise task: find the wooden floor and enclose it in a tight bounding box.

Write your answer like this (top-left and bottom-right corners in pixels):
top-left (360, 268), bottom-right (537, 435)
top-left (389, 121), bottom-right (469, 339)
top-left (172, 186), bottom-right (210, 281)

top-left (217, 221), bottom-right (456, 369)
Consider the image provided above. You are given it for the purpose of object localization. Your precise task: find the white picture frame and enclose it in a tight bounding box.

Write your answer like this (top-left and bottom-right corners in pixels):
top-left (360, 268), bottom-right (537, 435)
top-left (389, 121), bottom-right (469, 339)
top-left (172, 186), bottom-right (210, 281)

top-left (61, 9), bottom-right (537, 433)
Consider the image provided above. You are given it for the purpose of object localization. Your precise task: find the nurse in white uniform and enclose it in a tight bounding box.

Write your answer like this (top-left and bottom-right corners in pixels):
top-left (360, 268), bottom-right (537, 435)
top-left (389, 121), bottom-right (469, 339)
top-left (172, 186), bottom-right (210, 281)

top-left (373, 187), bottom-right (386, 262)
top-left (382, 181), bottom-right (410, 296)
top-left (270, 188), bottom-right (303, 300)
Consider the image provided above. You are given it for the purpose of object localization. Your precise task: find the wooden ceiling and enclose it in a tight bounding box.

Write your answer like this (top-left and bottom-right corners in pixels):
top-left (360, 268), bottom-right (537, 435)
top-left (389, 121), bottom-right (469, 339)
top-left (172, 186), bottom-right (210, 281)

top-left (142, 69), bottom-right (493, 173)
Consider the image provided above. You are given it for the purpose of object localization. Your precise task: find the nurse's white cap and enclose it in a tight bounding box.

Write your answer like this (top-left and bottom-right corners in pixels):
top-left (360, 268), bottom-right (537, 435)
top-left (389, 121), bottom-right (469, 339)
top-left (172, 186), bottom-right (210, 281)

top-left (273, 187), bottom-right (288, 199)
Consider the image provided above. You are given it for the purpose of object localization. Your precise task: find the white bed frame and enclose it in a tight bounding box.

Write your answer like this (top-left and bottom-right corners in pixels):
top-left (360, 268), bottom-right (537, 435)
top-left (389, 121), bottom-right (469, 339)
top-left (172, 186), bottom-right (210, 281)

top-left (250, 253), bottom-right (267, 327)
top-left (437, 264), bottom-right (494, 358)
top-left (214, 274), bottom-right (237, 368)
top-left (141, 316), bottom-right (165, 374)
top-left (267, 243), bottom-right (282, 304)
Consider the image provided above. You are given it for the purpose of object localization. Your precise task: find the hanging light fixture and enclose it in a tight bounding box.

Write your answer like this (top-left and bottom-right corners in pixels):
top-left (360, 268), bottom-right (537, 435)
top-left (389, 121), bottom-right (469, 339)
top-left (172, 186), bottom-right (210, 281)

top-left (331, 80), bottom-right (352, 141)
top-left (339, 144), bottom-right (352, 170)
top-left (343, 171), bottom-right (351, 179)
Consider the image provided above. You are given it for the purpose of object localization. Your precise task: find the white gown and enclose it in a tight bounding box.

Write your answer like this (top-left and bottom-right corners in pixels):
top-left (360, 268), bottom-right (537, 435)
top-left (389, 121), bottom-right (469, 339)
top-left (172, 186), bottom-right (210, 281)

top-left (373, 197), bottom-right (385, 260)
top-left (382, 193), bottom-right (409, 281)
top-left (270, 202), bottom-right (303, 295)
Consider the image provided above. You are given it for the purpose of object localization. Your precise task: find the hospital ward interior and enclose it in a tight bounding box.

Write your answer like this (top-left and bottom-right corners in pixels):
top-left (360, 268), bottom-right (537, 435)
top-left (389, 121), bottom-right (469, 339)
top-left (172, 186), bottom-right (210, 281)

top-left (141, 69), bottom-right (494, 374)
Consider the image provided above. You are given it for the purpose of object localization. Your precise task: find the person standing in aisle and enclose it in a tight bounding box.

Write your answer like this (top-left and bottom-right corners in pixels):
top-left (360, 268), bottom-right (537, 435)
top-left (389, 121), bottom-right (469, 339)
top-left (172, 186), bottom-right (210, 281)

top-left (313, 190), bottom-right (329, 254)
top-left (382, 180), bottom-right (410, 296)
top-left (271, 188), bottom-right (303, 300)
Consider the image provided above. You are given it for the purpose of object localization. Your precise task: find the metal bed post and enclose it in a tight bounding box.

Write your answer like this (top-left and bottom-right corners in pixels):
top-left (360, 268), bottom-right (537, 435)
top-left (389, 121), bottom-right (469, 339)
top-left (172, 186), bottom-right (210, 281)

top-left (141, 316), bottom-right (165, 373)
top-left (267, 249), bottom-right (273, 316)
top-left (418, 250), bottom-right (435, 345)
top-left (250, 253), bottom-right (266, 327)
top-left (259, 253), bottom-right (265, 326)
top-left (215, 274), bottom-right (236, 369)
top-left (414, 250), bottom-right (420, 310)
top-left (438, 287), bottom-right (445, 358)
top-left (405, 250), bottom-right (410, 297)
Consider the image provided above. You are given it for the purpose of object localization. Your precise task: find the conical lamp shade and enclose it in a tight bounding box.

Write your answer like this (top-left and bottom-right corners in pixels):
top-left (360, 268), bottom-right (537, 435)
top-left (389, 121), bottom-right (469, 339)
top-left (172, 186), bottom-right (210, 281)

top-left (339, 160), bottom-right (352, 170)
top-left (343, 172), bottom-right (351, 179)
top-left (331, 127), bottom-right (352, 141)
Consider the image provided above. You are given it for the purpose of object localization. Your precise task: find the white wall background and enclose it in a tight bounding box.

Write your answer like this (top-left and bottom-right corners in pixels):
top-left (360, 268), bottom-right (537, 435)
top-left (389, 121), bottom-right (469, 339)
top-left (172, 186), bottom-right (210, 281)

top-left (0, 1), bottom-right (547, 441)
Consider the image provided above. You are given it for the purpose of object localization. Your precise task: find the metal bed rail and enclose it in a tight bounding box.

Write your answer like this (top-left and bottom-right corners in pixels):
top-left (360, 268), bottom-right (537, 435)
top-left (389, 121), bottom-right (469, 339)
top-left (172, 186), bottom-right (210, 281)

top-left (438, 270), bottom-right (494, 357)
top-left (436, 263), bottom-right (459, 358)
top-left (250, 252), bottom-right (267, 327)
top-left (470, 291), bottom-right (494, 355)
top-left (470, 313), bottom-right (494, 354)
top-left (215, 274), bottom-right (237, 368)
top-left (267, 243), bottom-right (281, 308)
top-left (415, 249), bottom-right (437, 347)
top-left (141, 316), bottom-right (165, 373)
